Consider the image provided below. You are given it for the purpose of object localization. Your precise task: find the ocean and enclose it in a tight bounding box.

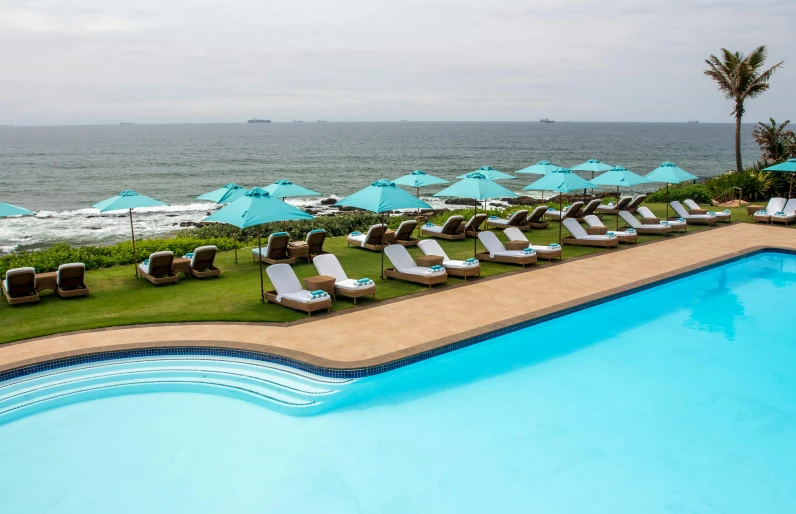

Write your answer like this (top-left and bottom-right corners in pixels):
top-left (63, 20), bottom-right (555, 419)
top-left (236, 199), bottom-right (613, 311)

top-left (0, 122), bottom-right (758, 253)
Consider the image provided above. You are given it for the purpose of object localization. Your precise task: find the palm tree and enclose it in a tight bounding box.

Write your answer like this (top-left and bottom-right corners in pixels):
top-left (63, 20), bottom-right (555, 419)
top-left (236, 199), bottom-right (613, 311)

top-left (752, 118), bottom-right (793, 163)
top-left (704, 46), bottom-right (784, 173)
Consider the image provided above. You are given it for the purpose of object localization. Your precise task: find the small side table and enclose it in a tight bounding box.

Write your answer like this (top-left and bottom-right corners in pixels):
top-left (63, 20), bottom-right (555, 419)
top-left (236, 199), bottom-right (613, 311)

top-left (287, 242), bottom-right (310, 262)
top-left (35, 272), bottom-right (58, 292)
top-left (382, 230), bottom-right (396, 245)
top-left (416, 255), bottom-right (444, 267)
top-left (172, 258), bottom-right (191, 278)
top-left (585, 226), bottom-right (609, 235)
top-left (504, 241), bottom-right (529, 251)
top-left (746, 205), bottom-right (763, 218)
top-left (304, 275), bottom-right (336, 300)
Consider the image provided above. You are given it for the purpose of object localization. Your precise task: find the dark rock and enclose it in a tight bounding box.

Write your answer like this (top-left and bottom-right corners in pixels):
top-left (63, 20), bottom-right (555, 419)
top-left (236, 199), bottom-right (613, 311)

top-left (88, 226), bottom-right (102, 230)
top-left (320, 198), bottom-right (337, 205)
top-left (179, 221), bottom-right (210, 228)
top-left (444, 198), bottom-right (478, 206)
top-left (336, 206), bottom-right (362, 212)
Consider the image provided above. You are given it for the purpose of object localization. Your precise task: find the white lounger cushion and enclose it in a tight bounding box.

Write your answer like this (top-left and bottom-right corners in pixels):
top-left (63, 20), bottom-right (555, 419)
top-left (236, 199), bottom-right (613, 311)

top-left (477, 231), bottom-right (534, 258)
top-left (349, 224), bottom-right (386, 247)
top-left (138, 251), bottom-right (173, 275)
top-left (3, 267), bottom-right (36, 292)
top-left (636, 207), bottom-right (686, 228)
top-left (773, 199), bottom-right (796, 215)
top-left (636, 206), bottom-right (657, 219)
top-left (583, 215), bottom-right (604, 228)
top-left (312, 254), bottom-right (348, 282)
top-left (487, 218), bottom-right (512, 227)
top-left (266, 263), bottom-right (326, 304)
top-left (417, 239), bottom-right (478, 269)
top-left (56, 263), bottom-right (85, 285)
top-left (190, 246), bottom-right (216, 268)
top-left (421, 225), bottom-right (444, 234)
top-left (671, 201), bottom-right (715, 220)
top-left (423, 216), bottom-right (463, 234)
top-left (684, 199), bottom-right (703, 211)
top-left (503, 227), bottom-right (528, 242)
top-left (762, 197), bottom-right (787, 214)
top-left (251, 246), bottom-right (269, 257)
top-left (563, 218), bottom-right (617, 241)
top-left (384, 244), bottom-right (442, 275)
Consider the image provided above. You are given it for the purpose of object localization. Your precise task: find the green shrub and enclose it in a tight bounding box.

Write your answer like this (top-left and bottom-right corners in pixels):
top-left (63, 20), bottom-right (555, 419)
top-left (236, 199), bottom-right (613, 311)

top-left (704, 168), bottom-right (779, 201)
top-left (646, 184), bottom-right (713, 204)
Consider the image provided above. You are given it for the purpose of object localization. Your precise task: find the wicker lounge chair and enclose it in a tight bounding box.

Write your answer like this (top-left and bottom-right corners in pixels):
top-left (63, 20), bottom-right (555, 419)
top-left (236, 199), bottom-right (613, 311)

top-left (618, 211), bottom-right (674, 235)
top-left (546, 201), bottom-right (584, 221)
top-left (138, 251), bottom-right (179, 285)
top-left (684, 199), bottom-right (731, 222)
top-left (264, 264), bottom-right (332, 315)
top-left (771, 199), bottom-right (796, 225)
top-left (417, 239), bottom-right (481, 279)
top-left (596, 196), bottom-right (632, 215)
top-left (312, 254), bottom-right (376, 304)
top-left (476, 231), bottom-right (538, 267)
top-left (384, 244), bottom-right (448, 287)
top-left (624, 194), bottom-right (647, 214)
top-left (185, 246), bottom-right (220, 279)
top-left (562, 218), bottom-right (618, 248)
top-left (457, 213), bottom-right (488, 237)
top-left (583, 215), bottom-right (637, 243)
top-left (524, 206), bottom-right (549, 229)
top-left (55, 263), bottom-right (90, 297)
top-left (753, 198), bottom-right (787, 224)
top-left (252, 233), bottom-right (296, 264)
top-left (392, 220), bottom-right (419, 246)
top-left (502, 227), bottom-right (562, 261)
top-left (485, 210), bottom-right (530, 230)
top-left (2, 267), bottom-right (39, 305)
top-left (579, 199), bottom-right (603, 218)
top-left (347, 224), bottom-right (389, 251)
top-left (421, 215), bottom-right (465, 240)
top-left (636, 206), bottom-right (686, 232)
top-left (305, 229), bottom-right (329, 261)
top-left (670, 201), bottom-right (718, 225)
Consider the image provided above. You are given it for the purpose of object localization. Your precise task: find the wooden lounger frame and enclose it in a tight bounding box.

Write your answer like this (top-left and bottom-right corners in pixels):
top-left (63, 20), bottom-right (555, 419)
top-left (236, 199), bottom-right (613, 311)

top-left (264, 290), bottom-right (332, 315)
top-left (2, 283), bottom-right (39, 305)
top-left (442, 265), bottom-right (481, 280)
top-left (384, 268), bottom-right (448, 287)
top-left (139, 268), bottom-right (179, 285)
top-left (475, 252), bottom-right (538, 267)
top-left (561, 237), bottom-right (618, 248)
top-left (334, 284), bottom-right (377, 304)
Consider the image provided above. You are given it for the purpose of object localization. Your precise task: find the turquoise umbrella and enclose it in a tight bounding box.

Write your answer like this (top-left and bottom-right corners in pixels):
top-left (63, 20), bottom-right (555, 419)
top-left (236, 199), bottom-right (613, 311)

top-left (336, 179), bottom-right (431, 277)
top-left (197, 183), bottom-right (249, 263)
top-left (434, 172), bottom-right (518, 258)
top-left (515, 161), bottom-right (561, 203)
top-left (206, 188), bottom-right (314, 302)
top-left (0, 202), bottom-right (34, 218)
top-left (393, 170), bottom-right (450, 238)
top-left (591, 166), bottom-right (652, 229)
top-left (456, 166), bottom-right (516, 181)
top-left (524, 168), bottom-right (596, 244)
top-left (763, 158), bottom-right (796, 198)
top-left (571, 159), bottom-right (613, 197)
top-left (92, 190), bottom-right (168, 278)
top-left (263, 179), bottom-right (321, 199)
top-left (645, 162), bottom-right (698, 219)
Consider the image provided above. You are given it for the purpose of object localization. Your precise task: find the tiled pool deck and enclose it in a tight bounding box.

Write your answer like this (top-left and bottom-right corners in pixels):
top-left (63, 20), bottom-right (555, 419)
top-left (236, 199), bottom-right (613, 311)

top-left (1, 224), bottom-right (794, 374)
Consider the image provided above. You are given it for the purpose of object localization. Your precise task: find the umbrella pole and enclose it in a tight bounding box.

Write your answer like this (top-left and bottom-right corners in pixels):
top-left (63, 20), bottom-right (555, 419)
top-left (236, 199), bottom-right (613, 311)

top-left (257, 227), bottom-right (265, 303)
top-left (558, 196), bottom-right (563, 245)
top-left (380, 213), bottom-right (385, 279)
top-left (233, 229), bottom-right (238, 264)
top-left (474, 200), bottom-right (478, 260)
top-left (666, 183), bottom-right (670, 220)
top-left (789, 173), bottom-right (794, 198)
top-left (129, 208), bottom-right (138, 278)
top-left (416, 186), bottom-right (422, 239)
top-left (616, 186), bottom-right (620, 231)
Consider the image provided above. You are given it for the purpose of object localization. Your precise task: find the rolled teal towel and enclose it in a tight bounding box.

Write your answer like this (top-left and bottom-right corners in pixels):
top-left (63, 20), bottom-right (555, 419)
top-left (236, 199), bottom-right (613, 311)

top-left (309, 229), bottom-right (325, 234)
top-left (350, 231), bottom-right (362, 236)
top-left (756, 210), bottom-right (767, 215)
top-left (707, 211), bottom-right (716, 215)
top-left (272, 231), bottom-right (288, 236)
top-left (142, 259), bottom-right (149, 265)
top-left (464, 257), bottom-right (477, 264)
top-left (430, 264), bottom-right (444, 272)
top-left (547, 207), bottom-right (554, 212)
top-left (547, 243), bottom-right (560, 249)
top-left (522, 247), bottom-right (535, 254)
top-left (424, 222), bottom-right (434, 227)
top-left (626, 228), bottom-right (636, 234)
top-left (660, 221), bottom-right (670, 225)
top-left (606, 231), bottom-right (616, 237)
top-left (722, 209), bottom-right (730, 213)
top-left (184, 252), bottom-right (194, 259)
top-left (356, 277), bottom-right (372, 285)
top-left (775, 211), bottom-right (786, 216)
top-left (677, 217), bottom-right (685, 222)
top-left (310, 290), bottom-right (328, 299)
top-left (489, 215), bottom-right (498, 220)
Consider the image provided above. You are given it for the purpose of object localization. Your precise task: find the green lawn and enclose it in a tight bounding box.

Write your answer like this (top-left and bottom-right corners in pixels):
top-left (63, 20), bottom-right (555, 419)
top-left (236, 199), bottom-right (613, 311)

top-left (0, 203), bottom-right (781, 344)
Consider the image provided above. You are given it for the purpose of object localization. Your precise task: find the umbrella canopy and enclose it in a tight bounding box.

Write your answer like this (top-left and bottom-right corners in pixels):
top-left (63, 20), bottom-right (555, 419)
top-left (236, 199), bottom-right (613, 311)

top-left (570, 159), bottom-right (613, 173)
top-left (456, 166), bottom-right (516, 181)
top-left (515, 161), bottom-right (560, 175)
top-left (392, 170), bottom-right (449, 188)
top-left (196, 183), bottom-right (248, 204)
top-left (92, 189), bottom-right (168, 212)
top-left (524, 168), bottom-right (596, 243)
top-left (591, 166), bottom-right (652, 229)
top-left (763, 158), bottom-right (796, 197)
top-left (263, 179), bottom-right (320, 199)
top-left (645, 162), bottom-right (698, 219)
top-left (0, 202), bottom-right (34, 218)
top-left (335, 179), bottom-right (431, 214)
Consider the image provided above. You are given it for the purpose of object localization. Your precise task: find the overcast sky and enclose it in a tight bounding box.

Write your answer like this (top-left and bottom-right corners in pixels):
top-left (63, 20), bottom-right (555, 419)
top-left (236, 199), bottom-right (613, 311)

top-left (0, 0), bottom-right (793, 125)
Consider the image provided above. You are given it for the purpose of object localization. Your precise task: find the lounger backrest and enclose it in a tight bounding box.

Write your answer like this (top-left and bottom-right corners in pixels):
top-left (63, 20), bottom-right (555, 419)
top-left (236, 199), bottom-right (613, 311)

top-left (5, 267), bottom-right (36, 295)
top-left (147, 251), bottom-right (174, 277)
top-left (614, 196), bottom-right (632, 210)
top-left (394, 220), bottom-right (417, 240)
top-left (191, 246), bottom-right (217, 270)
top-left (564, 201), bottom-right (584, 218)
top-left (670, 201), bottom-right (689, 218)
top-left (503, 227), bottom-right (527, 242)
top-left (783, 199), bottom-right (796, 214)
top-left (363, 224), bottom-right (387, 245)
top-left (626, 194), bottom-right (646, 210)
top-left (506, 210), bottom-right (529, 225)
top-left (581, 199), bottom-right (602, 216)
top-left (417, 239), bottom-right (449, 260)
top-left (266, 263), bottom-right (303, 295)
top-left (637, 206), bottom-right (655, 218)
top-left (305, 230), bottom-right (327, 254)
top-left (465, 213), bottom-right (488, 231)
top-left (619, 211), bottom-right (641, 228)
top-left (477, 231), bottom-right (506, 254)
top-left (441, 215), bottom-right (464, 234)
top-left (562, 218), bottom-right (588, 238)
top-left (312, 254), bottom-right (348, 282)
top-left (384, 244), bottom-right (416, 271)
top-left (266, 233), bottom-right (290, 259)
top-left (766, 197), bottom-right (787, 213)
top-left (57, 263), bottom-right (85, 288)
top-left (583, 214), bottom-right (603, 228)
top-left (684, 199), bottom-right (700, 210)
top-left (526, 205), bottom-right (548, 222)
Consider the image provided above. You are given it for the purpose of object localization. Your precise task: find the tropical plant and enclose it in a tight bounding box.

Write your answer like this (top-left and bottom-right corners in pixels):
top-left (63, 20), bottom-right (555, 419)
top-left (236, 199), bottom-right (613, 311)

top-left (752, 118), bottom-right (794, 163)
top-left (704, 168), bottom-right (781, 201)
top-left (646, 184), bottom-right (713, 204)
top-left (704, 46), bottom-right (784, 173)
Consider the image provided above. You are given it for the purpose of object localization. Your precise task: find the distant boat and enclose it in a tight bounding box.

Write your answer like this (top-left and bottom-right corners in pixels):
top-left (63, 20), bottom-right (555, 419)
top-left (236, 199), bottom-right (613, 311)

top-left (120, 122), bottom-right (135, 125)
top-left (293, 120), bottom-right (303, 123)
top-left (687, 120), bottom-right (699, 124)
top-left (539, 118), bottom-right (554, 123)
top-left (247, 118), bottom-right (271, 123)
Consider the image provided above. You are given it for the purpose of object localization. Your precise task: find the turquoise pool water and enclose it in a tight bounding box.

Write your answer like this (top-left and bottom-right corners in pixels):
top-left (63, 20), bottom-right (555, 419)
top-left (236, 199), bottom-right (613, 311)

top-left (1, 252), bottom-right (794, 513)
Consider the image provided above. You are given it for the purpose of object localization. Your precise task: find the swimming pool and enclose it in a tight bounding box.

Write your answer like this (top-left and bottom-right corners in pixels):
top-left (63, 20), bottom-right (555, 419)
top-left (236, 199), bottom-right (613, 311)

top-left (1, 251), bottom-right (794, 513)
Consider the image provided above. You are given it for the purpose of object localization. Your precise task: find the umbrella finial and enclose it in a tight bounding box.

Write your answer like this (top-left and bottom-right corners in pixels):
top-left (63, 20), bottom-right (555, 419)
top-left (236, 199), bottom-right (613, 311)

top-left (411, 170), bottom-right (427, 175)
top-left (371, 179), bottom-right (396, 187)
top-left (223, 183), bottom-right (241, 189)
top-left (274, 179), bottom-right (292, 185)
top-left (465, 171), bottom-right (487, 179)
top-left (246, 187), bottom-right (270, 197)
top-left (119, 190), bottom-right (139, 197)
top-left (661, 161), bottom-right (676, 167)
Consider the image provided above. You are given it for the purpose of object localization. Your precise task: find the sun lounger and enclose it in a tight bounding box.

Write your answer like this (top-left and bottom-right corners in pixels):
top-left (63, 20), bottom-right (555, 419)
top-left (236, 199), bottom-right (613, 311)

top-left (670, 201), bottom-right (718, 225)
top-left (618, 211), bottom-right (674, 235)
top-left (486, 209), bottom-right (530, 230)
top-left (624, 194), bottom-right (647, 214)
top-left (55, 263), bottom-right (90, 297)
top-left (305, 229), bottom-right (329, 261)
top-left (392, 220), bottom-right (419, 246)
top-left (457, 213), bottom-right (488, 237)
top-left (252, 232), bottom-right (296, 264)
top-left (383, 244), bottom-right (448, 286)
top-left (771, 199), bottom-right (796, 225)
top-left (264, 263), bottom-right (332, 315)
top-left (2, 267), bottom-right (39, 305)
top-left (636, 206), bottom-right (686, 232)
top-left (312, 254), bottom-right (376, 303)
top-left (580, 199), bottom-right (603, 218)
top-left (183, 245), bottom-right (220, 279)
top-left (502, 227), bottom-right (562, 261)
top-left (583, 215), bottom-right (638, 243)
top-left (421, 215), bottom-right (465, 240)
top-left (753, 197), bottom-right (787, 224)
top-left (347, 223), bottom-right (389, 250)
top-left (684, 199), bottom-right (731, 222)
top-left (524, 206), bottom-right (549, 229)
top-left (417, 239), bottom-right (481, 279)
top-left (562, 218), bottom-right (619, 248)
top-left (138, 251), bottom-right (179, 285)
top-left (596, 196), bottom-right (632, 215)
top-left (476, 230), bottom-right (538, 267)
top-left (545, 201), bottom-right (584, 221)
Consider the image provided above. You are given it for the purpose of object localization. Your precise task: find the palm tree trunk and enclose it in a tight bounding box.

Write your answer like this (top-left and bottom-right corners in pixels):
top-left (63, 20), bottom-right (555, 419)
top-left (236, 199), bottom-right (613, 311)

top-left (735, 104), bottom-right (743, 173)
